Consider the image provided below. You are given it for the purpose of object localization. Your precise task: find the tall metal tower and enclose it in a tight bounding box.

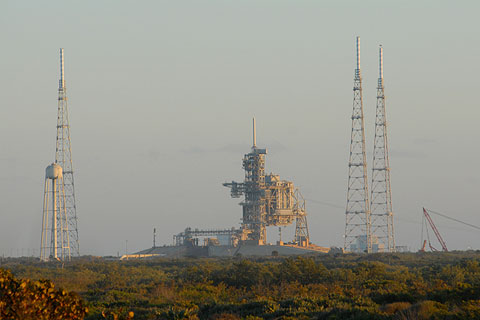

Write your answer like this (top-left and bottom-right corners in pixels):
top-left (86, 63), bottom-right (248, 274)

top-left (45, 48), bottom-right (79, 259)
top-left (293, 189), bottom-right (309, 245)
top-left (344, 37), bottom-right (371, 253)
top-left (370, 46), bottom-right (395, 252)
top-left (239, 117), bottom-right (268, 244)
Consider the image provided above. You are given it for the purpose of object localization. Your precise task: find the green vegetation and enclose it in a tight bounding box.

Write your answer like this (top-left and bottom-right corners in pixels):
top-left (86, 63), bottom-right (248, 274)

top-left (0, 268), bottom-right (87, 319)
top-left (3, 251), bottom-right (480, 319)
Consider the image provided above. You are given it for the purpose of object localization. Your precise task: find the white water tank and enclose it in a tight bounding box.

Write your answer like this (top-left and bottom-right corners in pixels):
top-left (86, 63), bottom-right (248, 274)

top-left (45, 163), bottom-right (63, 180)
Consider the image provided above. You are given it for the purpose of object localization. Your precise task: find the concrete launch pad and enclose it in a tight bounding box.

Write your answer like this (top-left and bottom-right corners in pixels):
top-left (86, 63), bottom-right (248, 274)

top-left (126, 243), bottom-right (330, 260)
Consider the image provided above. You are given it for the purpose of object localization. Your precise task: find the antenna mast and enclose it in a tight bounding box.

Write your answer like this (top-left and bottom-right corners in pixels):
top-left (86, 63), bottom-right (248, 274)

top-left (370, 45), bottom-right (395, 252)
top-left (54, 48), bottom-right (80, 258)
top-left (344, 37), bottom-right (372, 253)
top-left (252, 117), bottom-right (256, 148)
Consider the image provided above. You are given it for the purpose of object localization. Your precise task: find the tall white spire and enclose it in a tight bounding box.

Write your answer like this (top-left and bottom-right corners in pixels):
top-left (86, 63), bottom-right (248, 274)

top-left (59, 48), bottom-right (65, 89)
top-left (252, 117), bottom-right (256, 148)
top-left (356, 36), bottom-right (361, 70)
top-left (378, 45), bottom-right (383, 86)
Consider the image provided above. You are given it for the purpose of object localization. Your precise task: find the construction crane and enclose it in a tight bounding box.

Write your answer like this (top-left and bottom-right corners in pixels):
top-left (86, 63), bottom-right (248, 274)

top-left (420, 208), bottom-right (448, 252)
top-left (420, 239), bottom-right (427, 252)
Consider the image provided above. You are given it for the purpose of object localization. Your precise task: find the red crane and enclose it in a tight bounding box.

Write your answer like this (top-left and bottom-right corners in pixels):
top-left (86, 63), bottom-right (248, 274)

top-left (422, 208), bottom-right (448, 252)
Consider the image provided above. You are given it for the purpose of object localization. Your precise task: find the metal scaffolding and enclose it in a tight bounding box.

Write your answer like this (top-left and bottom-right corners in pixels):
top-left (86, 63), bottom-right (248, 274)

top-left (344, 37), bottom-right (372, 253)
top-left (174, 228), bottom-right (239, 246)
top-left (370, 46), bottom-right (395, 252)
top-left (224, 118), bottom-right (309, 246)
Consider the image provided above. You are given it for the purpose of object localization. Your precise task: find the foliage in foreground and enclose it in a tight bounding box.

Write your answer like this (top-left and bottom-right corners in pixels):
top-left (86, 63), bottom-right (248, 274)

top-left (0, 268), bottom-right (87, 320)
top-left (3, 252), bottom-right (480, 319)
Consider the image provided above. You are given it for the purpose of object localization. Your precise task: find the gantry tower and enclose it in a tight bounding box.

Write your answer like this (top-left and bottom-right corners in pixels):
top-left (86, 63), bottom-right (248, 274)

top-left (344, 37), bottom-right (372, 253)
top-left (370, 46), bottom-right (395, 252)
top-left (239, 117), bottom-right (268, 244)
top-left (41, 49), bottom-right (79, 260)
top-left (223, 118), bottom-right (309, 246)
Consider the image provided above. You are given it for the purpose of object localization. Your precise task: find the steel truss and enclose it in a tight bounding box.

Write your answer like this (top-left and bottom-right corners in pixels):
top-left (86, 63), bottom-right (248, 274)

top-left (370, 46), bottom-right (395, 252)
top-left (41, 49), bottom-right (79, 261)
top-left (344, 37), bottom-right (372, 253)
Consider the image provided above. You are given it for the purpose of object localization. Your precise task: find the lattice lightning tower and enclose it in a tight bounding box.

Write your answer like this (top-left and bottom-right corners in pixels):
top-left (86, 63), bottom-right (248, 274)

top-left (53, 48), bottom-right (79, 258)
top-left (370, 46), bottom-right (395, 252)
top-left (344, 37), bottom-right (372, 253)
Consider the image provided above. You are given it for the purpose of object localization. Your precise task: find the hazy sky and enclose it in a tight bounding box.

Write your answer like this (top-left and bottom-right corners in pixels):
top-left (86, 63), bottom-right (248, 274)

top-left (1, 1), bottom-right (479, 256)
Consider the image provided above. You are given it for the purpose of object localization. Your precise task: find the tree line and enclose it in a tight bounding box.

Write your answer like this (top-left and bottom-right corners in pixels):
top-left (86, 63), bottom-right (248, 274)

top-left (2, 251), bottom-right (480, 319)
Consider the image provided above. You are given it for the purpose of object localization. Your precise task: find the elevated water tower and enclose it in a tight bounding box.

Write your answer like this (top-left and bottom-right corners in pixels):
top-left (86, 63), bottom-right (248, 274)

top-left (40, 163), bottom-right (70, 261)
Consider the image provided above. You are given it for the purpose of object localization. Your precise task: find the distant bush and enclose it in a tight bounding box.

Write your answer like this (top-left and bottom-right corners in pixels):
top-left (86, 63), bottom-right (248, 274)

top-left (397, 300), bottom-right (449, 320)
top-left (381, 301), bottom-right (411, 315)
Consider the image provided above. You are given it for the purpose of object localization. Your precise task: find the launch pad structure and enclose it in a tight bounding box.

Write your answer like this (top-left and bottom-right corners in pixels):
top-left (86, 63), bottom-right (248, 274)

top-left (32, 39), bottom-right (401, 261)
top-left (133, 119), bottom-right (328, 258)
top-left (176, 118), bottom-right (311, 249)
top-left (133, 38), bottom-right (401, 259)
top-left (222, 118), bottom-right (309, 247)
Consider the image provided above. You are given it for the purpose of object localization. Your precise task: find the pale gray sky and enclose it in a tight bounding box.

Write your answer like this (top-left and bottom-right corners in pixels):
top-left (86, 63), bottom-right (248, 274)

top-left (1, 1), bottom-right (479, 256)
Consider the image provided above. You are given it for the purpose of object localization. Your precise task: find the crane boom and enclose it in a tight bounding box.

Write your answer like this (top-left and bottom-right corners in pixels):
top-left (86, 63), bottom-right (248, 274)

top-left (423, 208), bottom-right (448, 252)
top-left (419, 239), bottom-right (427, 252)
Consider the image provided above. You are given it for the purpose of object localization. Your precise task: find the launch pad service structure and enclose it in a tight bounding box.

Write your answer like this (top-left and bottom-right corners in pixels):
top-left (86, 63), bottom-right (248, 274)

top-left (133, 119), bottom-right (329, 259)
top-left (222, 118), bottom-right (309, 247)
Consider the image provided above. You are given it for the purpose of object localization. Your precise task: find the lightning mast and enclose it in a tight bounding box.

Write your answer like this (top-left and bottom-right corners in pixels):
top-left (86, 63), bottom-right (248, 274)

top-left (344, 37), bottom-right (372, 253)
top-left (370, 46), bottom-right (395, 252)
top-left (54, 48), bottom-right (79, 258)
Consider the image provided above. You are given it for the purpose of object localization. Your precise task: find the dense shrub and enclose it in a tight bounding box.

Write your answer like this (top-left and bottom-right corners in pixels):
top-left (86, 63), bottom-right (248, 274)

top-left (0, 268), bottom-right (87, 320)
top-left (3, 252), bottom-right (480, 319)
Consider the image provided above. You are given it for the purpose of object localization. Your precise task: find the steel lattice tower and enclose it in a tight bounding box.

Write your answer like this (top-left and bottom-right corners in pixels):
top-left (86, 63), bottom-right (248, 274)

top-left (344, 37), bottom-right (372, 253)
top-left (54, 48), bottom-right (79, 258)
top-left (294, 189), bottom-right (309, 245)
top-left (370, 46), bottom-right (395, 252)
